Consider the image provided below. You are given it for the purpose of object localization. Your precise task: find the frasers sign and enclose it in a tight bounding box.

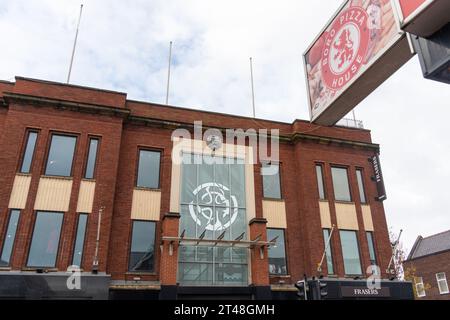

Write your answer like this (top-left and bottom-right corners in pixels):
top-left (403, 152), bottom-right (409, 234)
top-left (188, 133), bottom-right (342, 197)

top-left (394, 0), bottom-right (450, 37)
top-left (370, 154), bottom-right (387, 201)
top-left (304, 0), bottom-right (414, 126)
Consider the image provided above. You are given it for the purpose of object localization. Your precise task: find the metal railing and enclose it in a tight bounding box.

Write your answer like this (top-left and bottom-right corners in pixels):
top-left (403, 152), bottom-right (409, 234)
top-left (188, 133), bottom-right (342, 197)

top-left (336, 118), bottom-right (364, 129)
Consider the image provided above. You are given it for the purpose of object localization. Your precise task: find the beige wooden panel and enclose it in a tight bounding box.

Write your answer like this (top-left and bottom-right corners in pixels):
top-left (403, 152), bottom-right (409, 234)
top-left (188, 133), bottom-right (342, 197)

top-left (76, 180), bottom-right (96, 213)
top-left (262, 200), bottom-right (287, 228)
top-left (361, 205), bottom-right (374, 231)
top-left (34, 177), bottom-right (73, 212)
top-left (169, 160), bottom-right (181, 213)
top-left (8, 174), bottom-right (32, 209)
top-left (319, 201), bottom-right (332, 228)
top-left (131, 189), bottom-right (161, 221)
top-left (335, 202), bottom-right (359, 230)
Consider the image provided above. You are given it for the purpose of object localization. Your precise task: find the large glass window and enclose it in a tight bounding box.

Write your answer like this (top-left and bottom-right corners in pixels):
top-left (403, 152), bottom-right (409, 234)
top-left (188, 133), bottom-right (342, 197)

top-left (356, 169), bottom-right (367, 203)
top-left (137, 150), bottom-right (161, 189)
top-left (262, 163), bottom-right (282, 199)
top-left (72, 214), bottom-right (88, 267)
top-left (27, 211), bottom-right (63, 268)
top-left (316, 164), bottom-right (326, 200)
top-left (331, 167), bottom-right (351, 202)
top-left (178, 154), bottom-right (248, 286)
top-left (129, 220), bottom-right (156, 272)
top-left (366, 231), bottom-right (377, 266)
top-left (84, 138), bottom-right (99, 179)
top-left (0, 210), bottom-right (20, 266)
top-left (45, 134), bottom-right (77, 177)
top-left (340, 230), bottom-right (362, 275)
top-left (20, 131), bottom-right (38, 173)
top-left (436, 272), bottom-right (449, 295)
top-left (267, 228), bottom-right (288, 275)
top-left (322, 228), bottom-right (334, 275)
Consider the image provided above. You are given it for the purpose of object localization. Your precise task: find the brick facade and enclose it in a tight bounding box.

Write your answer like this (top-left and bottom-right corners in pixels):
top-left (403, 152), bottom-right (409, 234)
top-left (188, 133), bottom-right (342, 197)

top-left (0, 77), bottom-right (393, 297)
top-left (404, 251), bottom-right (450, 300)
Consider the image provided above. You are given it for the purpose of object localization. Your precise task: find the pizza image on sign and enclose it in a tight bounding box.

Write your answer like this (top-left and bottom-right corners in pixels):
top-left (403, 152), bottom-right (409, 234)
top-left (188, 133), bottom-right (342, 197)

top-left (304, 0), bottom-right (410, 125)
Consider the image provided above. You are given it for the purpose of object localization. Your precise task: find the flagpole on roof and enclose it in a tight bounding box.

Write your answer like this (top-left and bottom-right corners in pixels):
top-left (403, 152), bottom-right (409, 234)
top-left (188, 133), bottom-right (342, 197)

top-left (165, 41), bottom-right (173, 105)
top-left (249, 57), bottom-right (256, 118)
top-left (67, 4), bottom-right (84, 84)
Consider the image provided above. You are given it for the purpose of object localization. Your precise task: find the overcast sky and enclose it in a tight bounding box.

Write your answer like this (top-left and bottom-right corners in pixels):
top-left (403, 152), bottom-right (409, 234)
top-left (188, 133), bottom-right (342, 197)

top-left (1, 0), bottom-right (449, 252)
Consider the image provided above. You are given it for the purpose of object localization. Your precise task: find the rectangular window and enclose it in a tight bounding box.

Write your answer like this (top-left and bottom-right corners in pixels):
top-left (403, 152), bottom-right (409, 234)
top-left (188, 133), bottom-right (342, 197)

top-left (366, 231), bottom-right (377, 265)
top-left (267, 228), bottom-right (288, 275)
top-left (356, 169), bottom-right (367, 203)
top-left (262, 163), bottom-right (282, 199)
top-left (415, 277), bottom-right (426, 297)
top-left (27, 211), bottom-right (64, 268)
top-left (340, 230), bottom-right (362, 275)
top-left (436, 272), bottom-right (449, 294)
top-left (20, 131), bottom-right (38, 173)
top-left (129, 220), bottom-right (156, 272)
top-left (84, 138), bottom-right (99, 179)
top-left (45, 134), bottom-right (77, 177)
top-left (137, 150), bottom-right (161, 189)
top-left (72, 214), bottom-right (88, 267)
top-left (0, 209), bottom-right (20, 266)
top-left (322, 228), bottom-right (334, 274)
top-left (316, 164), bottom-right (326, 200)
top-left (331, 167), bottom-right (352, 202)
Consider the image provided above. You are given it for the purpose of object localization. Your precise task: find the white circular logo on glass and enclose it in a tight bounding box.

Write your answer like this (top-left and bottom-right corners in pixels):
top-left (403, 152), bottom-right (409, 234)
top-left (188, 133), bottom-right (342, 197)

top-left (329, 22), bottom-right (360, 75)
top-left (189, 182), bottom-right (238, 231)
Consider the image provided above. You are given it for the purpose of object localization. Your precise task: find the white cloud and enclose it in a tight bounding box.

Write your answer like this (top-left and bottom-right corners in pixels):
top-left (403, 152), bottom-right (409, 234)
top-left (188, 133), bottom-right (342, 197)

top-left (0, 0), bottom-right (448, 252)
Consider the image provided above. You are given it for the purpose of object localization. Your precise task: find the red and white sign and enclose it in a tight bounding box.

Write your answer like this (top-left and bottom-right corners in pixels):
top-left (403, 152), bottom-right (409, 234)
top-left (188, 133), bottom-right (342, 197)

top-left (321, 7), bottom-right (370, 90)
top-left (395, 0), bottom-right (450, 37)
top-left (304, 0), bottom-right (412, 125)
top-left (398, 0), bottom-right (427, 19)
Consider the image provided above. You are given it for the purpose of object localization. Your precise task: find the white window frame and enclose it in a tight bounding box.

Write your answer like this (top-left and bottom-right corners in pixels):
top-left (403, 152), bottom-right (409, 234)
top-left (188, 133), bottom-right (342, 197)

top-left (436, 272), bottom-right (449, 295)
top-left (415, 277), bottom-right (426, 298)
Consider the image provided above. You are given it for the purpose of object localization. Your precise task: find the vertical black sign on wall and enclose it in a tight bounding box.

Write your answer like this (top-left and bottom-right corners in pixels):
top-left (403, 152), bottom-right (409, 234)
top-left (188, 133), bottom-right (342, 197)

top-left (369, 154), bottom-right (387, 201)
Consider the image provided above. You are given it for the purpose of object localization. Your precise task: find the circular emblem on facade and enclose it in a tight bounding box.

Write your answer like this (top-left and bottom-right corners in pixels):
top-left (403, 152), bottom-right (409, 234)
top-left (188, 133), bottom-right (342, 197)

top-left (206, 134), bottom-right (222, 151)
top-left (321, 7), bottom-right (369, 90)
top-left (189, 183), bottom-right (238, 232)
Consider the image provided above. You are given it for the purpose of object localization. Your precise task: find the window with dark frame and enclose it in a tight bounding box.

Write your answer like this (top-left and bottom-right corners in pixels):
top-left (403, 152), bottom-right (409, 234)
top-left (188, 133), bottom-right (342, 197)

top-left (366, 231), bottom-right (377, 266)
top-left (136, 149), bottom-right (161, 189)
top-left (128, 220), bottom-right (156, 272)
top-left (339, 230), bottom-right (362, 275)
top-left (331, 166), bottom-right (352, 202)
top-left (0, 209), bottom-right (20, 267)
top-left (267, 228), bottom-right (288, 275)
top-left (322, 228), bottom-right (334, 275)
top-left (72, 214), bottom-right (88, 267)
top-left (27, 211), bottom-right (64, 268)
top-left (84, 138), bottom-right (99, 179)
top-left (356, 169), bottom-right (367, 203)
top-left (20, 131), bottom-right (38, 174)
top-left (261, 163), bottom-right (282, 199)
top-left (316, 164), bottom-right (326, 200)
top-left (45, 134), bottom-right (77, 177)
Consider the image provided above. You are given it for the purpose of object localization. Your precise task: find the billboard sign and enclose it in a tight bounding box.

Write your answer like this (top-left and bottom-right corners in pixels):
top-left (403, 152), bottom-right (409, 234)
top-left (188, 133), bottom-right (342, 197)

top-left (395, 0), bottom-right (450, 37)
top-left (304, 0), bottom-right (413, 125)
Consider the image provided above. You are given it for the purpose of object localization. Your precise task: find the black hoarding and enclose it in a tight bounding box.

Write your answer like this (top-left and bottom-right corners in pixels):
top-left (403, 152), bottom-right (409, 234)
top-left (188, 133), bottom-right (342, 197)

top-left (412, 23), bottom-right (450, 85)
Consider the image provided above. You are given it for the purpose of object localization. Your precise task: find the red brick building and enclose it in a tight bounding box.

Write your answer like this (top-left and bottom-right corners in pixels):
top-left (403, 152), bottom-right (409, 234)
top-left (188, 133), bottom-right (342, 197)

top-left (403, 230), bottom-right (450, 300)
top-left (0, 77), bottom-right (411, 299)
